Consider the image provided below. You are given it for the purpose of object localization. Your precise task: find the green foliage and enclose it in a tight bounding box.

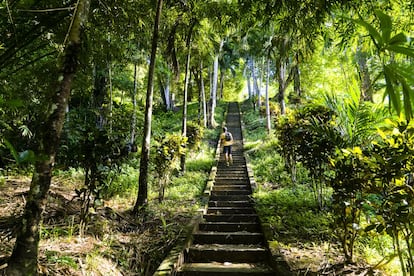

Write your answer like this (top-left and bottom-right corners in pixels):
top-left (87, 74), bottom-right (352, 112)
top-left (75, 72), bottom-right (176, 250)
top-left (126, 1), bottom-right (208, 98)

top-left (351, 10), bottom-right (414, 121)
top-left (329, 146), bottom-right (373, 263)
top-left (327, 118), bottom-right (414, 272)
top-left (259, 100), bottom-right (280, 117)
top-left (364, 120), bottom-right (414, 275)
top-left (186, 121), bottom-right (204, 150)
top-left (45, 251), bottom-right (79, 270)
top-left (186, 154), bottom-right (215, 172)
top-left (59, 122), bottom-right (131, 200)
top-left (165, 171), bottom-right (206, 201)
top-left (254, 186), bottom-right (333, 242)
top-left (3, 139), bottom-right (35, 165)
top-left (154, 133), bottom-right (187, 202)
top-left (246, 138), bottom-right (294, 187)
top-left (276, 103), bottom-right (338, 208)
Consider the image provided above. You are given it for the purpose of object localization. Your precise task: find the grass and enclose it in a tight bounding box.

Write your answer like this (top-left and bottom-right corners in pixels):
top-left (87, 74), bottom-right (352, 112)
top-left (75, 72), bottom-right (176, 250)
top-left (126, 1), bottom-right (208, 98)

top-left (253, 187), bottom-right (333, 242)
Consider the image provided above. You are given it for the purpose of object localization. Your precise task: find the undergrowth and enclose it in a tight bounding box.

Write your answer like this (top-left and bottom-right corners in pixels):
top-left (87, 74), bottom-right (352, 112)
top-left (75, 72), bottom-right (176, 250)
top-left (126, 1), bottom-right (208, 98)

top-left (240, 100), bottom-right (398, 275)
top-left (1, 101), bottom-right (227, 276)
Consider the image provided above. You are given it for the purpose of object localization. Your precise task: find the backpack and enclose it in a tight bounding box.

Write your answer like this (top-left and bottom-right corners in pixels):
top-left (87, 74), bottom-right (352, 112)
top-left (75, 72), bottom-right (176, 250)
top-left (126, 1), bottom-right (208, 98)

top-left (225, 131), bottom-right (232, 141)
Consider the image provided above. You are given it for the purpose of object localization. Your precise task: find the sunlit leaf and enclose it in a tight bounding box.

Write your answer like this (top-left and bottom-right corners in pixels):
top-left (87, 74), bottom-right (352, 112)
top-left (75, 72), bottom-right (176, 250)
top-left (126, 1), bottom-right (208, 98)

top-left (18, 125), bottom-right (33, 138)
top-left (353, 146), bottom-right (362, 155)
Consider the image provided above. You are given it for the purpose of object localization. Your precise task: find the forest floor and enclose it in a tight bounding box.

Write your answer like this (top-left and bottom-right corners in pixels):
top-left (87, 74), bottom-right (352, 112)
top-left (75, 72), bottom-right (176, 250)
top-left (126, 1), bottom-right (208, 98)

top-left (0, 176), bottom-right (388, 275)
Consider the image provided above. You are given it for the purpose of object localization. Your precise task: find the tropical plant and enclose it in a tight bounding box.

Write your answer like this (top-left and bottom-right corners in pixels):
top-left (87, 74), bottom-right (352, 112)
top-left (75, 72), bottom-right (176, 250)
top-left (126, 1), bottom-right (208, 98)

top-left (351, 10), bottom-right (414, 121)
top-left (276, 103), bottom-right (337, 209)
top-left (329, 146), bottom-right (373, 263)
top-left (154, 133), bottom-right (186, 202)
top-left (186, 121), bottom-right (204, 150)
top-left (364, 119), bottom-right (414, 275)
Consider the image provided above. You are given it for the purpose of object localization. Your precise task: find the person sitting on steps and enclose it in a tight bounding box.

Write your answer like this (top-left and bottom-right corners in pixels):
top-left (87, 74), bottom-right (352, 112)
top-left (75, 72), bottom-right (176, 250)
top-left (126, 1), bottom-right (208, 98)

top-left (220, 126), bottom-right (233, 166)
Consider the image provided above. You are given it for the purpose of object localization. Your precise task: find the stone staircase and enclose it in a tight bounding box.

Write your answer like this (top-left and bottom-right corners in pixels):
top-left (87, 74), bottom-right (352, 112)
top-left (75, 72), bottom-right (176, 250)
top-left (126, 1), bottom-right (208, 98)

top-left (175, 102), bottom-right (276, 275)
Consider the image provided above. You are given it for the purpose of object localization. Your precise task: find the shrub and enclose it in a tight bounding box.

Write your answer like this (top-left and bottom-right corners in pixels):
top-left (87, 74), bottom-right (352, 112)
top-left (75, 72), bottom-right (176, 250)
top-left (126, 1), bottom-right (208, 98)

top-left (186, 121), bottom-right (204, 150)
top-left (154, 133), bottom-right (187, 202)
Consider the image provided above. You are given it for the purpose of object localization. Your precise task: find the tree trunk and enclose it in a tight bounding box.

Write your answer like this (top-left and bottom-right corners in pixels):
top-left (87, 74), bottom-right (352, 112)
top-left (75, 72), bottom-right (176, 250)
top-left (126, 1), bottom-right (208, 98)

top-left (193, 62), bottom-right (207, 128)
top-left (356, 50), bottom-right (373, 102)
top-left (93, 63), bottom-right (107, 128)
top-left (209, 54), bottom-right (219, 128)
top-left (244, 58), bottom-right (253, 99)
top-left (251, 58), bottom-right (260, 111)
top-left (134, 0), bottom-right (163, 214)
top-left (165, 77), bottom-right (172, 110)
top-left (192, 67), bottom-right (202, 120)
top-left (131, 63), bottom-right (138, 144)
top-left (265, 57), bottom-right (271, 133)
top-left (293, 53), bottom-right (302, 100)
top-left (200, 62), bottom-right (207, 128)
top-left (277, 60), bottom-right (287, 115)
top-left (6, 1), bottom-right (91, 275)
top-left (257, 57), bottom-right (264, 109)
top-left (252, 59), bottom-right (259, 97)
top-left (159, 74), bottom-right (172, 111)
top-left (247, 73), bottom-right (252, 99)
top-left (180, 21), bottom-right (194, 172)
top-left (218, 69), bottom-right (224, 99)
top-left (108, 60), bottom-right (113, 134)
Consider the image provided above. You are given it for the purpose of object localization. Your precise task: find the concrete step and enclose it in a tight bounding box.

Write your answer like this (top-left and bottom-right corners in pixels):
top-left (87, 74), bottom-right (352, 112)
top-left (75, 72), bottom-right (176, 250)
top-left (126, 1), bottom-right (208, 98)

top-left (217, 164), bottom-right (246, 169)
top-left (214, 176), bottom-right (248, 181)
top-left (199, 222), bottom-right (260, 232)
top-left (216, 165), bottom-right (246, 170)
top-left (193, 231), bottom-right (264, 245)
top-left (177, 262), bottom-right (275, 276)
top-left (210, 190), bottom-right (251, 196)
top-left (188, 244), bottom-right (268, 263)
top-left (209, 194), bottom-right (251, 201)
top-left (207, 207), bottom-right (256, 215)
top-left (215, 174), bottom-right (248, 179)
top-left (213, 181), bottom-right (249, 186)
top-left (208, 200), bottom-right (251, 207)
top-left (214, 177), bottom-right (249, 186)
top-left (212, 185), bottom-right (251, 191)
top-left (203, 214), bottom-right (259, 223)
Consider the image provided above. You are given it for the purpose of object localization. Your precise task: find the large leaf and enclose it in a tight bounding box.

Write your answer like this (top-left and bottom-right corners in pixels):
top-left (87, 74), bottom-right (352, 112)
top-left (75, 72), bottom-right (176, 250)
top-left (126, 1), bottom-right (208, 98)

top-left (383, 65), bottom-right (401, 116)
top-left (387, 45), bottom-right (414, 59)
top-left (399, 75), bottom-right (414, 122)
top-left (3, 139), bottom-right (19, 163)
top-left (353, 18), bottom-right (383, 49)
top-left (375, 10), bottom-right (392, 43)
top-left (388, 33), bottom-right (407, 46)
top-left (385, 64), bottom-right (414, 121)
top-left (18, 150), bottom-right (36, 164)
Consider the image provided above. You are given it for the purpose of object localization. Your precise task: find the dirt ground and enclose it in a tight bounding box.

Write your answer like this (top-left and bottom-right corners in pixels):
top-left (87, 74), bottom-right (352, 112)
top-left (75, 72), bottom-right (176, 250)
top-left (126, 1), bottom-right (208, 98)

top-left (0, 176), bottom-right (194, 275)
